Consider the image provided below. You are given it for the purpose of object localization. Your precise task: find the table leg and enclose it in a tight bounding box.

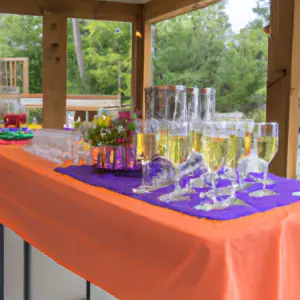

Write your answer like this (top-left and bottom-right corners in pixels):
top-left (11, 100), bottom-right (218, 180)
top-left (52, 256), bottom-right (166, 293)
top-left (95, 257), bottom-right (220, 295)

top-left (0, 224), bottom-right (4, 300)
top-left (24, 241), bottom-right (31, 300)
top-left (86, 281), bottom-right (91, 300)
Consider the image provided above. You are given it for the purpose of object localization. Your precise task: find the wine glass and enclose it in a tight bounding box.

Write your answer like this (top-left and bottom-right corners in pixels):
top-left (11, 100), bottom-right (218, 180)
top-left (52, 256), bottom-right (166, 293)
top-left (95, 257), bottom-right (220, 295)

top-left (188, 120), bottom-right (210, 188)
top-left (158, 120), bottom-right (190, 201)
top-left (222, 121), bottom-right (246, 204)
top-left (253, 122), bottom-right (279, 195)
top-left (133, 119), bottom-right (159, 194)
top-left (195, 121), bottom-right (230, 210)
top-left (159, 85), bottom-right (190, 202)
top-left (243, 119), bottom-right (255, 157)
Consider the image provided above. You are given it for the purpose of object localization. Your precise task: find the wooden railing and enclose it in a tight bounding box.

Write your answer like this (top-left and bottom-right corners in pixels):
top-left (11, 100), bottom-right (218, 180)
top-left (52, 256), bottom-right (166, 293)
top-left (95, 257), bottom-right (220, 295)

top-left (9, 93), bottom-right (122, 112)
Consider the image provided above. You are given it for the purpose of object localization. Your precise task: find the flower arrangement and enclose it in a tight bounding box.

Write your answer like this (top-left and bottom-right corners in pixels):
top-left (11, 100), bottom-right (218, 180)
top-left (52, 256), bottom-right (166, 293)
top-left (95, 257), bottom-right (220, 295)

top-left (86, 110), bottom-right (137, 147)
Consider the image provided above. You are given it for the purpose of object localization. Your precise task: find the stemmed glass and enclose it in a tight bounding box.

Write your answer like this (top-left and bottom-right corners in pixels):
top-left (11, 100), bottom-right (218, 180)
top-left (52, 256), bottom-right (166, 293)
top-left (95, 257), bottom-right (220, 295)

top-left (243, 119), bottom-right (255, 157)
top-left (134, 86), bottom-right (166, 193)
top-left (252, 122), bottom-right (279, 196)
top-left (159, 85), bottom-right (190, 202)
top-left (222, 121), bottom-right (246, 203)
top-left (195, 121), bottom-right (230, 210)
top-left (133, 118), bottom-right (159, 194)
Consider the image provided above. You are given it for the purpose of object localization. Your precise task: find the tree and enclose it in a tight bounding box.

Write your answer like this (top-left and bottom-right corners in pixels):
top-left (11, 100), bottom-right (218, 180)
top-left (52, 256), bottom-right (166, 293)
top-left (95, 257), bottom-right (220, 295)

top-left (153, 3), bottom-right (231, 88)
top-left (0, 15), bottom-right (43, 93)
top-left (253, 0), bottom-right (270, 24)
top-left (82, 20), bottom-right (132, 101)
top-left (152, 2), bottom-right (268, 117)
top-left (216, 26), bottom-right (268, 113)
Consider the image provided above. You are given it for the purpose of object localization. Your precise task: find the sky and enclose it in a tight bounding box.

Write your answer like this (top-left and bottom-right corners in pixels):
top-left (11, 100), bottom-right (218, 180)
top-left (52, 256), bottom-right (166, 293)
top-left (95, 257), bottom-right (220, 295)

top-left (225, 0), bottom-right (258, 32)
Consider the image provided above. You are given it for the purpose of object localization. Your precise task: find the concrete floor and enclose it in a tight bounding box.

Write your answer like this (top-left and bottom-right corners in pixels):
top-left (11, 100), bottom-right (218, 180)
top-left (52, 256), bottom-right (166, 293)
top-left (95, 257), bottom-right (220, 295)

top-left (4, 228), bottom-right (117, 300)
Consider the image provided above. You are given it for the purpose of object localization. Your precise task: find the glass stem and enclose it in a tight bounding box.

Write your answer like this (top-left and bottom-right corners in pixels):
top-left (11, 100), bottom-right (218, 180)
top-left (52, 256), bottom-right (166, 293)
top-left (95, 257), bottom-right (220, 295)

top-left (174, 168), bottom-right (181, 192)
top-left (141, 161), bottom-right (147, 187)
top-left (211, 173), bottom-right (218, 204)
top-left (239, 173), bottom-right (245, 190)
top-left (263, 164), bottom-right (269, 190)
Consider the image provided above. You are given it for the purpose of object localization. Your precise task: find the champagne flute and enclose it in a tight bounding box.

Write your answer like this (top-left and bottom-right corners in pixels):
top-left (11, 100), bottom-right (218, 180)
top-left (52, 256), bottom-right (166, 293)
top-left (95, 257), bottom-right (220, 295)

top-left (159, 85), bottom-right (190, 202)
top-left (195, 121), bottom-right (230, 210)
top-left (188, 120), bottom-right (209, 189)
top-left (223, 121), bottom-right (246, 203)
top-left (243, 119), bottom-right (255, 157)
top-left (254, 122), bottom-right (279, 194)
top-left (133, 119), bottom-right (159, 194)
top-left (159, 120), bottom-right (190, 201)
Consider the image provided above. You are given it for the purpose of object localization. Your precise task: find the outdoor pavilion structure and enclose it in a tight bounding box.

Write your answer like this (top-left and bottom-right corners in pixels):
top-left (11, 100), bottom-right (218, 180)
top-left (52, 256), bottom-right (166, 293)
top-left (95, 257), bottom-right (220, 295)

top-left (0, 0), bottom-right (299, 178)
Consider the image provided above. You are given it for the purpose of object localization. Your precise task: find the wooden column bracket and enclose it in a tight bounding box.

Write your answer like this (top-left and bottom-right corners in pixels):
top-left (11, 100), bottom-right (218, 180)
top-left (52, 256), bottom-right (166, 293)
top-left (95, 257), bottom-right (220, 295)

top-left (42, 12), bottom-right (67, 129)
top-left (267, 0), bottom-right (300, 178)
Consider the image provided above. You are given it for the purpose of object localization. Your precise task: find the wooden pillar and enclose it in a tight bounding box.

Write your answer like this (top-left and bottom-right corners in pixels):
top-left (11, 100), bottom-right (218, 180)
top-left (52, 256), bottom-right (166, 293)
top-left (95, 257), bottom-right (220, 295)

top-left (42, 12), bottom-right (67, 129)
top-left (23, 59), bottom-right (29, 94)
top-left (132, 10), bottom-right (152, 111)
top-left (267, 0), bottom-right (300, 178)
top-left (131, 21), bottom-right (138, 108)
top-left (9, 61), bottom-right (12, 87)
top-left (13, 61), bottom-right (17, 87)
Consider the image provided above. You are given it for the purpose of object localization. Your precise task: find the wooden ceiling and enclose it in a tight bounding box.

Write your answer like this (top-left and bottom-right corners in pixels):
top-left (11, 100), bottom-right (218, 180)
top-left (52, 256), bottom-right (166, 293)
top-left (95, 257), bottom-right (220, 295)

top-left (105, 0), bottom-right (152, 3)
top-left (0, 0), bottom-right (219, 23)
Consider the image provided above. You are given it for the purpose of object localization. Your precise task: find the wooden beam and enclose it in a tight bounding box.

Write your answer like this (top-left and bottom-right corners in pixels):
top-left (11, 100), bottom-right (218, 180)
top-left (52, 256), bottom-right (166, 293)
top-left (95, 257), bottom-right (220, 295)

top-left (144, 0), bottom-right (221, 23)
top-left (23, 60), bottom-right (29, 94)
top-left (132, 10), bottom-right (146, 111)
top-left (131, 19), bottom-right (138, 109)
top-left (143, 22), bottom-right (152, 90)
top-left (0, 0), bottom-right (141, 22)
top-left (20, 94), bottom-right (120, 100)
top-left (42, 11), bottom-right (67, 129)
top-left (14, 61), bottom-right (17, 87)
top-left (267, 0), bottom-right (300, 178)
top-left (131, 8), bottom-right (153, 112)
top-left (9, 62), bottom-right (12, 87)
top-left (0, 58), bottom-right (28, 62)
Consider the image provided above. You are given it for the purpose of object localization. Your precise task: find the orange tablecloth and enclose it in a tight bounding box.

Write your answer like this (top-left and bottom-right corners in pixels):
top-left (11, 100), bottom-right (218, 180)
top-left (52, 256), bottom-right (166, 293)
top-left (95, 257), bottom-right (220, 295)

top-left (0, 146), bottom-right (300, 300)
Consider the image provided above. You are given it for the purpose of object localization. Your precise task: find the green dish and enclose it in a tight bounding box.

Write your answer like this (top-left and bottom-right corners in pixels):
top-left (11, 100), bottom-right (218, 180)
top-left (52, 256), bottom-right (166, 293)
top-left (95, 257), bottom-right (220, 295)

top-left (0, 131), bottom-right (34, 140)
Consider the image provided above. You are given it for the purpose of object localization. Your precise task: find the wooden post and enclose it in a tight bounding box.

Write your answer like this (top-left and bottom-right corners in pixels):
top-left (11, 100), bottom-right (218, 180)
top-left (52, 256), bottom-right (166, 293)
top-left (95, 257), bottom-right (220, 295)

top-left (14, 61), bottom-right (17, 87)
top-left (42, 12), bottom-right (67, 129)
top-left (267, 0), bottom-right (300, 177)
top-left (23, 59), bottom-right (29, 94)
top-left (132, 12), bottom-right (152, 111)
top-left (9, 61), bottom-right (12, 87)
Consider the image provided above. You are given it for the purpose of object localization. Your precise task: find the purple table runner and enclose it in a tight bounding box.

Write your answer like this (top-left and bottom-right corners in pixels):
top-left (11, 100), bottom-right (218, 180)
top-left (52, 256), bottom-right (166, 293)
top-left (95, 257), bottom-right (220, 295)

top-left (55, 165), bottom-right (300, 221)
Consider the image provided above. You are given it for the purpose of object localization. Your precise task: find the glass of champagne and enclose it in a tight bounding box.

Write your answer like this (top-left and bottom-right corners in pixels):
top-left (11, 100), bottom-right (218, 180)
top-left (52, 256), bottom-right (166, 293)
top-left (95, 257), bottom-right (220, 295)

top-left (195, 121), bottom-right (230, 210)
top-left (188, 120), bottom-right (209, 189)
top-left (159, 85), bottom-right (190, 202)
top-left (188, 86), bottom-right (202, 155)
top-left (243, 119), bottom-right (255, 157)
top-left (222, 121), bottom-right (246, 203)
top-left (134, 86), bottom-right (168, 193)
top-left (153, 86), bottom-right (168, 158)
top-left (133, 119), bottom-right (159, 194)
top-left (254, 122), bottom-right (279, 195)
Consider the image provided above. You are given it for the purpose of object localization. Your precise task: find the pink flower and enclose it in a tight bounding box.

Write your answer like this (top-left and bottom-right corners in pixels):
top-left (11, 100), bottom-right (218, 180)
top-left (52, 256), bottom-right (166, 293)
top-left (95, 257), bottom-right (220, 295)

top-left (117, 138), bottom-right (121, 144)
top-left (118, 111), bottom-right (131, 120)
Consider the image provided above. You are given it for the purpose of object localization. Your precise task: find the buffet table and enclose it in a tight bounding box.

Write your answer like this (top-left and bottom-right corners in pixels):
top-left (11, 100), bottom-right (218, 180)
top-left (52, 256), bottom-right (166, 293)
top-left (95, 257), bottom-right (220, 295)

top-left (0, 146), bottom-right (300, 300)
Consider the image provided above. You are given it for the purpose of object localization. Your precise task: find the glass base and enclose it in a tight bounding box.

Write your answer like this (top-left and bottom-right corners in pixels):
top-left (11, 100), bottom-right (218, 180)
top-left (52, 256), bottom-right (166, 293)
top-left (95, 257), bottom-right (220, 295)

top-left (194, 200), bottom-right (229, 211)
top-left (159, 189), bottom-right (191, 202)
top-left (248, 175), bottom-right (275, 185)
top-left (224, 197), bottom-right (248, 207)
top-left (132, 185), bottom-right (160, 194)
top-left (195, 197), bottom-right (247, 211)
top-left (249, 189), bottom-right (279, 197)
top-left (189, 178), bottom-right (210, 189)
